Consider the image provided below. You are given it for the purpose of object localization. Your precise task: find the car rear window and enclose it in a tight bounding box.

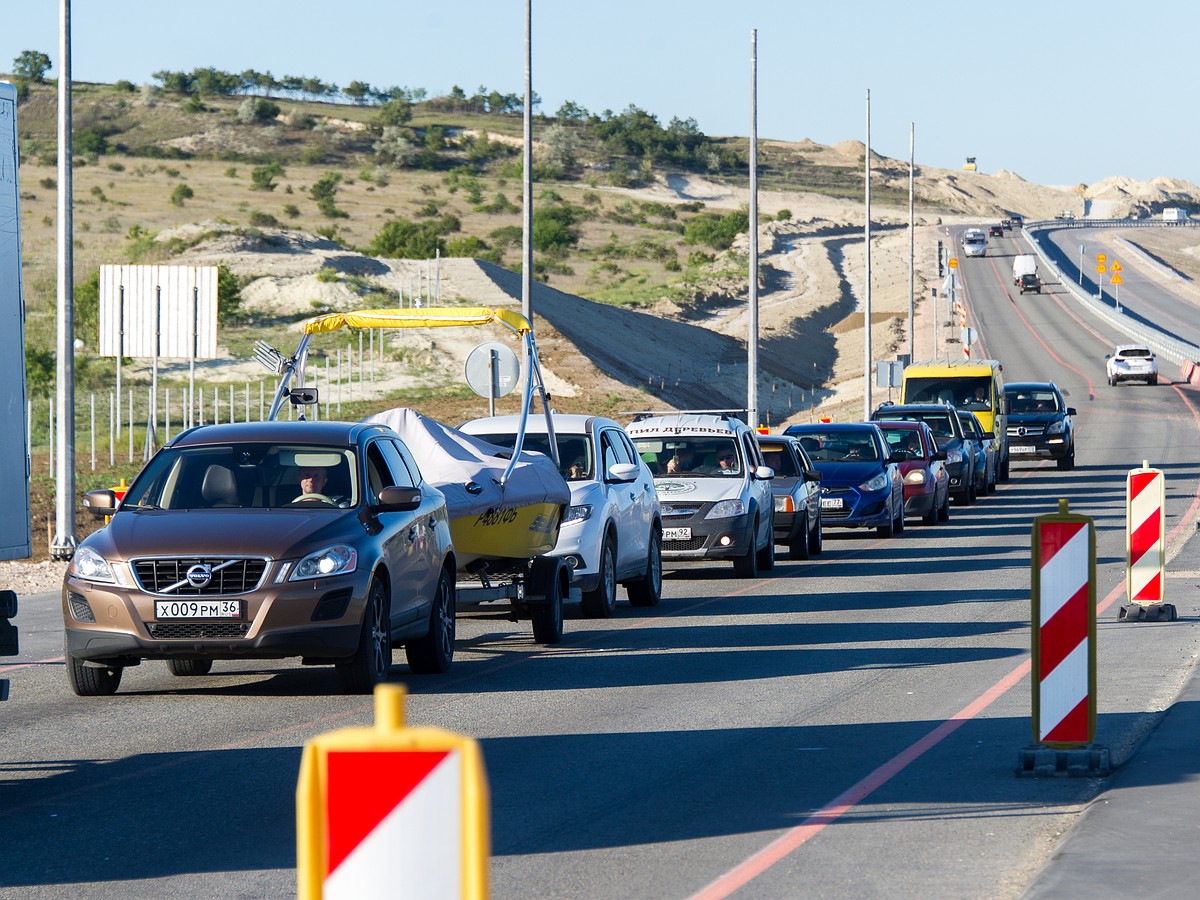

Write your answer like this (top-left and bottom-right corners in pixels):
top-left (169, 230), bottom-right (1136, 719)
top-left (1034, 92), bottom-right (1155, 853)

top-left (1120, 348), bottom-right (1152, 358)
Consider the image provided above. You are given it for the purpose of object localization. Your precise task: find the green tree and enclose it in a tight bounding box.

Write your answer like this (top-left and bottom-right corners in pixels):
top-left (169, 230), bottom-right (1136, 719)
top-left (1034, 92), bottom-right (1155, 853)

top-left (12, 50), bottom-right (52, 83)
top-left (344, 81), bottom-right (372, 104)
top-left (310, 172), bottom-right (347, 218)
top-left (74, 271), bottom-right (101, 344)
top-left (532, 205), bottom-right (580, 254)
top-left (170, 183), bottom-right (194, 207)
top-left (250, 161), bottom-right (284, 191)
top-left (683, 209), bottom-right (750, 251)
top-left (217, 263), bottom-right (244, 322)
top-left (377, 98), bottom-right (413, 128)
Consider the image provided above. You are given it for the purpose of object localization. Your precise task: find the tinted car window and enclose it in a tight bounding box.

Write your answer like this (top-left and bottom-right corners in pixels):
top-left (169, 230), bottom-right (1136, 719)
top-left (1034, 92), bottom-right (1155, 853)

top-left (121, 443), bottom-right (358, 509)
top-left (877, 411), bottom-right (956, 443)
top-left (471, 431), bottom-right (594, 480)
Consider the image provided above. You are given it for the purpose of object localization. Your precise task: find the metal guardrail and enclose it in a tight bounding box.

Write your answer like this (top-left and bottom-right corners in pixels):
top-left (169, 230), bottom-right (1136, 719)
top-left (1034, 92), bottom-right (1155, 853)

top-left (1022, 222), bottom-right (1200, 368)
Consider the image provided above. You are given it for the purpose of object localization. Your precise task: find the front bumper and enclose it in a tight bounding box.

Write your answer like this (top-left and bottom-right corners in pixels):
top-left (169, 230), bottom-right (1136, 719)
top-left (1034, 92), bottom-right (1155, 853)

top-left (661, 512), bottom-right (755, 560)
top-left (819, 487), bottom-right (891, 529)
top-left (1007, 430), bottom-right (1071, 461)
top-left (62, 567), bottom-right (371, 664)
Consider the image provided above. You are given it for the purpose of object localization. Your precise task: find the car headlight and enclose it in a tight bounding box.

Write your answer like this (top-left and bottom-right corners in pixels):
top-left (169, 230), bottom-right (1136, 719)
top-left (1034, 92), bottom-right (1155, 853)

top-left (904, 469), bottom-right (927, 485)
top-left (1046, 420), bottom-right (1066, 434)
top-left (945, 449), bottom-right (963, 464)
top-left (859, 472), bottom-right (890, 492)
top-left (290, 545), bottom-right (358, 580)
top-left (774, 495), bottom-right (795, 513)
top-left (69, 545), bottom-right (116, 583)
top-left (706, 499), bottom-right (746, 519)
top-left (562, 503), bottom-right (593, 526)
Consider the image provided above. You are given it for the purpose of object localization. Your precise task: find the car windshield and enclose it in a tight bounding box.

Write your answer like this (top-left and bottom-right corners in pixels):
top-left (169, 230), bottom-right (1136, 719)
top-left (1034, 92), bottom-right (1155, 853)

top-left (120, 443), bottom-right (360, 509)
top-left (632, 437), bottom-right (743, 476)
top-left (880, 429), bottom-right (925, 459)
top-left (759, 443), bottom-right (800, 477)
top-left (905, 376), bottom-right (991, 409)
top-left (1007, 390), bottom-right (1060, 413)
top-left (877, 412), bottom-right (956, 443)
top-left (470, 431), bottom-right (595, 480)
top-left (793, 432), bottom-right (880, 463)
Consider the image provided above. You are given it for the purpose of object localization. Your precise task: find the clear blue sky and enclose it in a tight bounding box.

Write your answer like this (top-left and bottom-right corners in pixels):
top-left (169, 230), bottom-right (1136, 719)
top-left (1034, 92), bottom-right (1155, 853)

top-left (1, 1), bottom-right (1193, 188)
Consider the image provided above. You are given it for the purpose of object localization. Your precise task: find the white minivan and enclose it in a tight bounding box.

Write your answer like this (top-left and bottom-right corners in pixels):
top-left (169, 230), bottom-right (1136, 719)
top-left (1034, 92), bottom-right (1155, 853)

top-left (961, 228), bottom-right (987, 258)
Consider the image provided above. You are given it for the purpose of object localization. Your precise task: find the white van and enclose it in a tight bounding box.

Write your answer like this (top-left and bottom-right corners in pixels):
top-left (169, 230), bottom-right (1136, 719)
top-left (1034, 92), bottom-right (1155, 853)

top-left (626, 412), bottom-right (776, 577)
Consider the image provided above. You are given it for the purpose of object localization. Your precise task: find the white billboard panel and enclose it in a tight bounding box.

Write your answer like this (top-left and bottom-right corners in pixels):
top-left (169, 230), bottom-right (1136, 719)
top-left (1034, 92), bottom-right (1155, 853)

top-left (0, 82), bottom-right (32, 560)
top-left (98, 264), bottom-right (218, 358)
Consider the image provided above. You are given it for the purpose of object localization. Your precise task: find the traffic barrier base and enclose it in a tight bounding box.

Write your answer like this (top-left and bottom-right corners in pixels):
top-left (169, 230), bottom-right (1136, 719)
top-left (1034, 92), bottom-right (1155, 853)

top-left (1016, 744), bottom-right (1111, 778)
top-left (1118, 602), bottom-right (1177, 622)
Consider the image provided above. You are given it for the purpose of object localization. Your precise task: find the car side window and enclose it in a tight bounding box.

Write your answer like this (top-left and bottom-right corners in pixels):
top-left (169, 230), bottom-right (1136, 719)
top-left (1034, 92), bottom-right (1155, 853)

top-left (741, 433), bottom-right (761, 468)
top-left (600, 431), bottom-right (620, 478)
top-left (365, 441), bottom-right (399, 503)
top-left (380, 440), bottom-right (418, 489)
top-left (606, 429), bottom-right (635, 467)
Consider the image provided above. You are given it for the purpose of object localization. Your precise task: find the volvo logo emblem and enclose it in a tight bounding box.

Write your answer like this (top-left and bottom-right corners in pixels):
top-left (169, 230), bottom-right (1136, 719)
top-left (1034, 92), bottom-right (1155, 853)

top-left (185, 564), bottom-right (213, 587)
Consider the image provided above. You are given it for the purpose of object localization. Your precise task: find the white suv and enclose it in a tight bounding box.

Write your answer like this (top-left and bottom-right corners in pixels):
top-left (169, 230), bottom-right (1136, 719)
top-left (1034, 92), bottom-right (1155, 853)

top-left (626, 412), bottom-right (776, 577)
top-left (1106, 344), bottom-right (1159, 385)
top-left (459, 413), bottom-right (662, 617)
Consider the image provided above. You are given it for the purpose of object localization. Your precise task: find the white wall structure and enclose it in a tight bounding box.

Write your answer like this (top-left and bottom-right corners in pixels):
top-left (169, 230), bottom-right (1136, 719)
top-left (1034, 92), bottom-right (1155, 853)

top-left (0, 82), bottom-right (32, 560)
top-left (98, 264), bottom-right (218, 358)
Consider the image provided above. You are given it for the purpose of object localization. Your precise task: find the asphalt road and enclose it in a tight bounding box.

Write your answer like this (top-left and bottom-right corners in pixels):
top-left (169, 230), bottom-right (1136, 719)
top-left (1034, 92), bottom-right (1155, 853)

top-left (3, 228), bottom-right (1199, 899)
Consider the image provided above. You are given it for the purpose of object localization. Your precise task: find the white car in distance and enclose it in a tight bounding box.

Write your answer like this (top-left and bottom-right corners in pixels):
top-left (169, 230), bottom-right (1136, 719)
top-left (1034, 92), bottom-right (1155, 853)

top-left (459, 413), bottom-right (662, 617)
top-left (1106, 345), bottom-right (1159, 385)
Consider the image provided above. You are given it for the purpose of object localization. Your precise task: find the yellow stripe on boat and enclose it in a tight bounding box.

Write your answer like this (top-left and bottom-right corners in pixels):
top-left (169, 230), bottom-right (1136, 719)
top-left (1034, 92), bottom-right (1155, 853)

top-left (449, 501), bottom-right (563, 563)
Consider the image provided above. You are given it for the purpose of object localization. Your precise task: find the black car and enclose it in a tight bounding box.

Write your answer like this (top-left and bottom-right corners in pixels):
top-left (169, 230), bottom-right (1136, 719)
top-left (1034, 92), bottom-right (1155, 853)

top-left (989, 224), bottom-right (1004, 237)
top-left (1004, 382), bottom-right (1076, 470)
top-left (872, 403), bottom-right (977, 504)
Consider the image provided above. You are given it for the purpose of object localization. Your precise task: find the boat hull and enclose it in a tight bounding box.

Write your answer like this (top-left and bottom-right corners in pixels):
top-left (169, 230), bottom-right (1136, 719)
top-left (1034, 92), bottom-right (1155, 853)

top-left (450, 501), bottom-right (564, 568)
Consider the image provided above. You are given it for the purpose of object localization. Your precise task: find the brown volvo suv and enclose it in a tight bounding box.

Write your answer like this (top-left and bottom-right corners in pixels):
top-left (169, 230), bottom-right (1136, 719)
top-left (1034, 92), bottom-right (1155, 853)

top-left (63, 420), bottom-right (457, 696)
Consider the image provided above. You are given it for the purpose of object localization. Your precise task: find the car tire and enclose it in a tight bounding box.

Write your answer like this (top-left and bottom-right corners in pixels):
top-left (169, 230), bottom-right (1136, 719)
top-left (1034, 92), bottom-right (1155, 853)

top-left (922, 499), bottom-right (938, 526)
top-left (987, 461), bottom-right (997, 494)
top-left (756, 528), bottom-right (775, 572)
top-left (790, 522), bottom-right (811, 561)
top-left (581, 536), bottom-right (618, 618)
top-left (1057, 447), bottom-right (1076, 471)
top-left (808, 512), bottom-right (823, 556)
top-left (733, 524), bottom-right (759, 578)
top-left (167, 659), bottom-right (213, 677)
top-left (875, 502), bottom-right (895, 538)
top-left (1151, 375), bottom-right (1159, 386)
top-left (894, 495), bottom-right (905, 534)
top-left (406, 567), bottom-right (456, 674)
top-left (938, 489), bottom-right (951, 522)
top-left (66, 645), bottom-right (122, 697)
top-left (627, 530), bottom-right (662, 607)
top-left (336, 577), bottom-right (392, 694)
top-left (1000, 454), bottom-right (1010, 481)
top-left (529, 557), bottom-right (564, 644)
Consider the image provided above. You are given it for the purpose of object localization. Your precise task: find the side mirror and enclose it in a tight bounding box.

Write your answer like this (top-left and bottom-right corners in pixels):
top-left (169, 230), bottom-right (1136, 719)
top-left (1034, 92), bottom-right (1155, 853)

top-left (82, 489), bottom-right (119, 518)
top-left (887, 451), bottom-right (907, 464)
top-left (607, 462), bottom-right (640, 484)
top-left (377, 486), bottom-right (422, 512)
top-left (982, 431), bottom-right (995, 440)
top-left (1067, 407), bottom-right (1078, 416)
top-left (1002, 397), bottom-right (1012, 414)
top-left (804, 469), bottom-right (823, 483)
top-left (754, 465), bottom-right (775, 480)
top-left (932, 450), bottom-right (948, 461)
top-left (289, 387), bottom-right (319, 406)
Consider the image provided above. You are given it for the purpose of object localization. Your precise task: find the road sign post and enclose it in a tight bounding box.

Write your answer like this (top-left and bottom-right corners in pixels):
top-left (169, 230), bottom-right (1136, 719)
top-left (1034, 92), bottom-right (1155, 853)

top-left (1119, 461), bottom-right (1175, 621)
top-left (1019, 499), bottom-right (1109, 776)
top-left (297, 684), bottom-right (490, 899)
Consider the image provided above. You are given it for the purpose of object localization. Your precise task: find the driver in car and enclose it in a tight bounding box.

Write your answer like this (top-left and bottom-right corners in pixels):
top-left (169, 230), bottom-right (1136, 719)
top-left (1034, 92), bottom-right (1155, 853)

top-left (294, 466), bottom-right (347, 506)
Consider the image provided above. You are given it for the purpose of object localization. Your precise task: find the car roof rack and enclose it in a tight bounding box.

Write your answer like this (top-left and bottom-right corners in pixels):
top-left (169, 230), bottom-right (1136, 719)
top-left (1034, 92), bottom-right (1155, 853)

top-left (625, 408), bottom-right (748, 423)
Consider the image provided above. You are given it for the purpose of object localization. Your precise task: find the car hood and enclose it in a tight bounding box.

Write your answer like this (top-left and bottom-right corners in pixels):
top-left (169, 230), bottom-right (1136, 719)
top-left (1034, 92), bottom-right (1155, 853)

top-left (653, 476), bottom-right (747, 503)
top-left (812, 461), bottom-right (887, 486)
top-left (83, 507), bottom-right (358, 560)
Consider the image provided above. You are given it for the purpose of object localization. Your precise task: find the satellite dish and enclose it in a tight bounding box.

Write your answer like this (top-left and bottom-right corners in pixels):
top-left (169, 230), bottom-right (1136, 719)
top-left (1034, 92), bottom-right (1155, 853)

top-left (464, 341), bottom-right (520, 399)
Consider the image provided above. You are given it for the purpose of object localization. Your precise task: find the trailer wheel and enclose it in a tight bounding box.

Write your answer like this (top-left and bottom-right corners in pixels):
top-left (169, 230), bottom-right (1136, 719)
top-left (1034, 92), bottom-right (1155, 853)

top-left (528, 556), bottom-right (564, 645)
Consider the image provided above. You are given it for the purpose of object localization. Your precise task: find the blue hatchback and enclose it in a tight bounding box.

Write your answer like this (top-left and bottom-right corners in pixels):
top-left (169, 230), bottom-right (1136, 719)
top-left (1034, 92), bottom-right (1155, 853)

top-left (783, 423), bottom-right (906, 537)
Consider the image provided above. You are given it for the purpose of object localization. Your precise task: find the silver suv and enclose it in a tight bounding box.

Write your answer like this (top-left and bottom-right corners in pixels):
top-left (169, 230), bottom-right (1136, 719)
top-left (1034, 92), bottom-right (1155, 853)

top-left (626, 412), bottom-right (775, 577)
top-left (459, 413), bottom-right (662, 617)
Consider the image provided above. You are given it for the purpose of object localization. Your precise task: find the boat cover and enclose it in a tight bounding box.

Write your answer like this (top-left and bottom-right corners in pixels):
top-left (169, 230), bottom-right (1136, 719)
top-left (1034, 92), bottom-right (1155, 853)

top-left (364, 407), bottom-right (569, 519)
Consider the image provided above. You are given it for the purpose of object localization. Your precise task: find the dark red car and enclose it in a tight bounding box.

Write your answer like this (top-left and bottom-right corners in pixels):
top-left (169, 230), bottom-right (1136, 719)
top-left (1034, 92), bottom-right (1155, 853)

top-left (875, 421), bottom-right (950, 525)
